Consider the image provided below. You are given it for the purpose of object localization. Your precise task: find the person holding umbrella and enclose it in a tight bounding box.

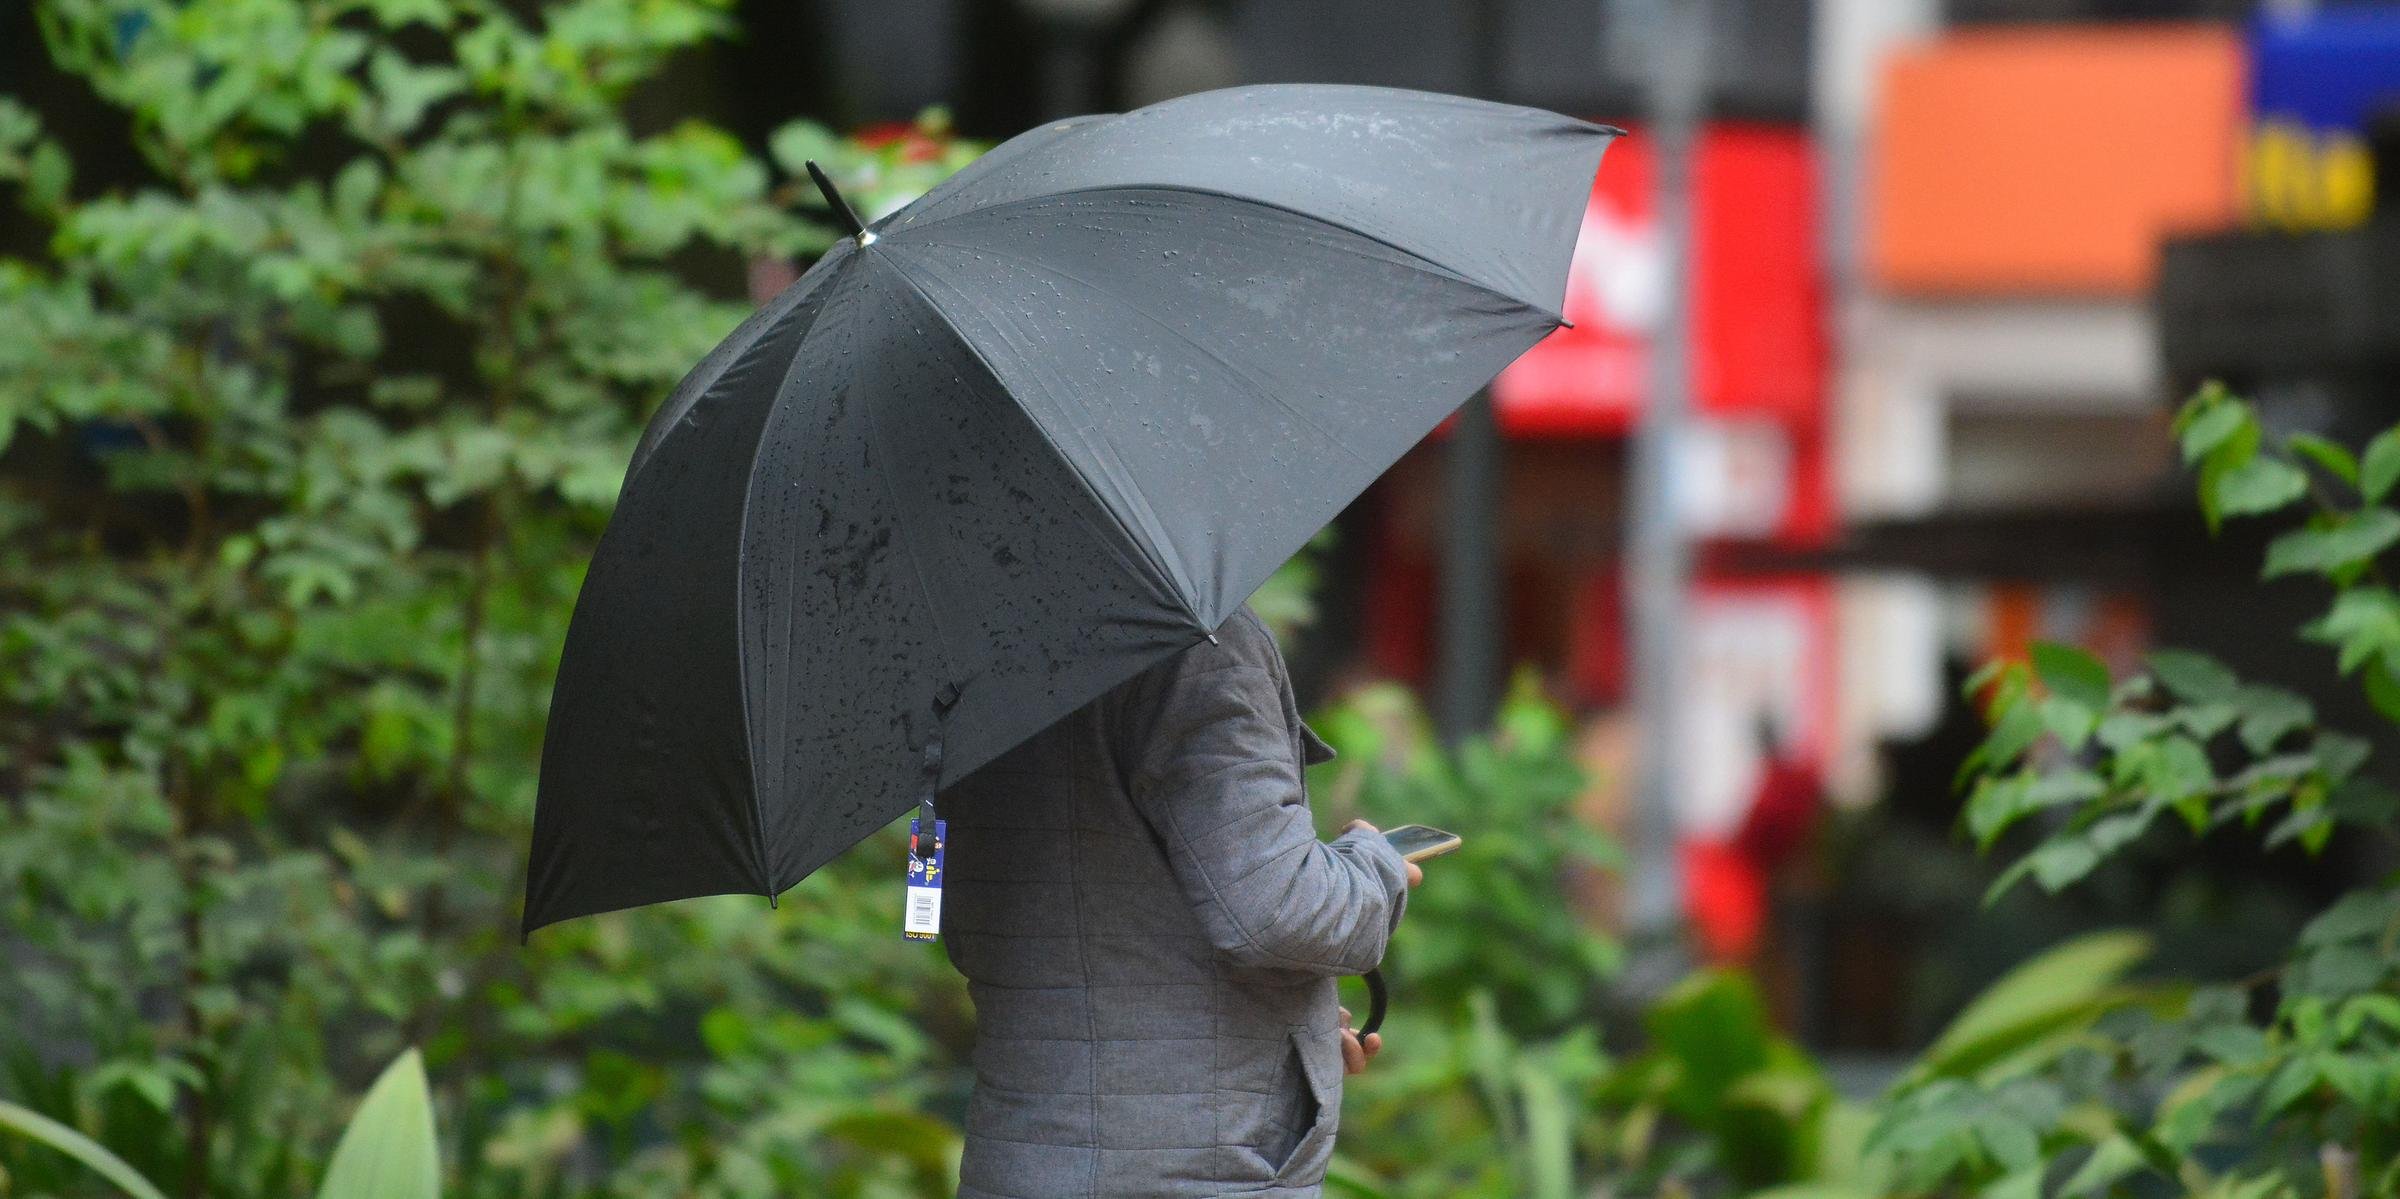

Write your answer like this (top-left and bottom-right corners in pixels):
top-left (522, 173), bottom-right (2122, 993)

top-left (523, 84), bottom-right (1617, 1197)
top-left (937, 603), bottom-right (1420, 1196)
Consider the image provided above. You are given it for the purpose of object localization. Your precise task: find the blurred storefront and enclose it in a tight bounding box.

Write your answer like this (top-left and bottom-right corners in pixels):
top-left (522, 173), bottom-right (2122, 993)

top-left (1824, 23), bottom-right (2244, 801)
top-left (2156, 3), bottom-right (2400, 727)
top-left (1343, 122), bottom-right (1835, 914)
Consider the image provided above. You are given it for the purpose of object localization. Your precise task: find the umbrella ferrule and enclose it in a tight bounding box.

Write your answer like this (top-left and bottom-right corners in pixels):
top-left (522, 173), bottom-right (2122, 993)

top-left (804, 159), bottom-right (874, 247)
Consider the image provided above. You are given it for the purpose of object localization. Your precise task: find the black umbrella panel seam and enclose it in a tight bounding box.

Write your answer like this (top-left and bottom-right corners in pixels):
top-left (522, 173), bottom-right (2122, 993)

top-left (865, 247), bottom-right (1208, 634)
top-left (731, 263), bottom-right (854, 902)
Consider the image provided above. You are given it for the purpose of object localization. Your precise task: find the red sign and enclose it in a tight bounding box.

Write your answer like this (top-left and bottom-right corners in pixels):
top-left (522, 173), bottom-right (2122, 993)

top-left (1493, 123), bottom-right (1826, 436)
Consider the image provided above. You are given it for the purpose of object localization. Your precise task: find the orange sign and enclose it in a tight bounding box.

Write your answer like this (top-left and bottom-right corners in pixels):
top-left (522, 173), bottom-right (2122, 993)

top-left (1870, 25), bottom-right (2245, 295)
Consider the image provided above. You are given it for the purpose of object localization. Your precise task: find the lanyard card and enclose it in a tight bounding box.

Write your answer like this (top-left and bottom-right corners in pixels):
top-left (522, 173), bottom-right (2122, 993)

top-left (903, 816), bottom-right (946, 942)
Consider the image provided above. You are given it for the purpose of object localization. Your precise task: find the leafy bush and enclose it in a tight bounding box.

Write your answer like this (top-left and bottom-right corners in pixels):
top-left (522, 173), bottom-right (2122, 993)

top-left (1309, 675), bottom-right (1627, 1198)
top-left (1891, 384), bottom-right (2400, 1197)
top-left (3, 1048), bottom-right (437, 1199)
top-left (0, 3), bottom-right (979, 1195)
top-left (1340, 385), bottom-right (2400, 1198)
top-left (1309, 673), bottom-right (1625, 1037)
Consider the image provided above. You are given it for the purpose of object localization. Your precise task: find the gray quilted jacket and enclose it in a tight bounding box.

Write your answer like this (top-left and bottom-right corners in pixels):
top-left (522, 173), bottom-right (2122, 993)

top-left (939, 606), bottom-right (1413, 1198)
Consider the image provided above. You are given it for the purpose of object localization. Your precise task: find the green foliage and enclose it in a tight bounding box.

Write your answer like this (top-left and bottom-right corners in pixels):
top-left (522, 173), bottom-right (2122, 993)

top-left (1331, 994), bottom-right (1613, 1199)
top-left (1604, 971), bottom-right (1854, 1191)
top-left (0, 3), bottom-right (981, 1195)
top-left (1960, 639), bottom-right (2387, 901)
top-left (2, 1048), bottom-right (440, 1199)
top-left (318, 1050), bottom-right (439, 1199)
top-left (1902, 931), bottom-right (2154, 1086)
top-left (0, 1098), bottom-right (172, 1199)
top-left (1306, 677), bottom-right (1625, 1198)
top-left (1931, 384), bottom-right (2400, 1196)
top-left (1862, 933), bottom-right (2162, 1191)
top-left (1309, 672), bottom-right (1625, 1036)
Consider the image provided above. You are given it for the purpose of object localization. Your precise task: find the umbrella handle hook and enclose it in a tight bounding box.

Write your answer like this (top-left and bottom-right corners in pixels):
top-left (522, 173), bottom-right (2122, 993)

top-left (1356, 968), bottom-right (1387, 1038)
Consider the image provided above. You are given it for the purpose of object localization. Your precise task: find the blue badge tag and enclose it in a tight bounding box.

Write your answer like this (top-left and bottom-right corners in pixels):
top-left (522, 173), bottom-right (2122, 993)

top-left (903, 816), bottom-right (945, 942)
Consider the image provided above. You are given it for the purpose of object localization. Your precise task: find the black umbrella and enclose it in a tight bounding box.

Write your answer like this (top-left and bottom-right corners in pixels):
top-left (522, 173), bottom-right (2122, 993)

top-left (524, 85), bottom-right (1618, 933)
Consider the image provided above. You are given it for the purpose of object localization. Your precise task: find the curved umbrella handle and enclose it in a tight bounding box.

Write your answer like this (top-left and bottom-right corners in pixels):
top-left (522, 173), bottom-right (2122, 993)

top-left (1356, 968), bottom-right (1388, 1038)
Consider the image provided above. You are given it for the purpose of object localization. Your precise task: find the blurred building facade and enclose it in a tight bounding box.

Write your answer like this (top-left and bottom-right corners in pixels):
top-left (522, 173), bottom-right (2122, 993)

top-left (720, 0), bottom-right (2400, 1041)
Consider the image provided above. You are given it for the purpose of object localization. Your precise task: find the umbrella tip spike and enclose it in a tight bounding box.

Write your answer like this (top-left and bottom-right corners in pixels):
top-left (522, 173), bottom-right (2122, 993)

top-left (805, 159), bottom-right (872, 244)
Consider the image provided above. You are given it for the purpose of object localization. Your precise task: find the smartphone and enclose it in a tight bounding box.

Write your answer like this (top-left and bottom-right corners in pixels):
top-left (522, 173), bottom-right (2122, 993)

top-left (1379, 823), bottom-right (1463, 863)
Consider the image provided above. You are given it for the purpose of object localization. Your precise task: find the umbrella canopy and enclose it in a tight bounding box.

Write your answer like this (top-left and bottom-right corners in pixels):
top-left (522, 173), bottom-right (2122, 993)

top-left (525, 84), bottom-right (1619, 933)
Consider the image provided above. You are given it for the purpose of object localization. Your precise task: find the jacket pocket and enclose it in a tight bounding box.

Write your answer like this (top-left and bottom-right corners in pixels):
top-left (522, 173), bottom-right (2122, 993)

top-left (1266, 1026), bottom-right (1339, 1181)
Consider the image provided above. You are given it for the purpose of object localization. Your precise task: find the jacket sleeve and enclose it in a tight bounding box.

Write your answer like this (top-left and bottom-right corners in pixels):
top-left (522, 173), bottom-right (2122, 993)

top-left (1111, 617), bottom-right (1410, 977)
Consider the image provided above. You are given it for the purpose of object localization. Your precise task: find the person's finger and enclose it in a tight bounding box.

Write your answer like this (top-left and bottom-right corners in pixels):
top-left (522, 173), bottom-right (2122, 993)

top-left (1340, 1029), bottom-right (1368, 1075)
top-left (1344, 818), bottom-right (1379, 837)
top-left (1339, 1006), bottom-right (1353, 1028)
top-left (1362, 1032), bottom-right (1382, 1058)
top-left (1405, 861), bottom-right (1424, 888)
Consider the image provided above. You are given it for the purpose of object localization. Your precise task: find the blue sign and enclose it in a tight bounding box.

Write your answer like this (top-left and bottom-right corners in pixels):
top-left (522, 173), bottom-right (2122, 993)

top-left (2249, 6), bottom-right (2400, 228)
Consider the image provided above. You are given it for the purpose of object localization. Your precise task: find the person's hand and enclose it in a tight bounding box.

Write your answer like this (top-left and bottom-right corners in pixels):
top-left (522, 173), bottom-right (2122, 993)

top-left (1339, 1006), bottom-right (1382, 1076)
top-left (1343, 820), bottom-right (1424, 888)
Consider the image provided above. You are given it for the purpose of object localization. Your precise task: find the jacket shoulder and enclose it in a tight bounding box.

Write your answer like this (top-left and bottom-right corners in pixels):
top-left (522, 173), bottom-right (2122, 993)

top-left (1102, 606), bottom-right (1279, 733)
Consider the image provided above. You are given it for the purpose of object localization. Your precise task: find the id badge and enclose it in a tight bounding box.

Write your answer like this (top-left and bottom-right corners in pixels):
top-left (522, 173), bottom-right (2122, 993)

top-left (903, 816), bottom-right (945, 942)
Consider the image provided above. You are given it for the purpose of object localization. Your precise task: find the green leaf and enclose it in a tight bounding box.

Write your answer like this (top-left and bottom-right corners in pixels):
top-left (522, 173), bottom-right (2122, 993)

top-left (2172, 701), bottom-right (2238, 741)
top-left (2300, 889), bottom-right (2400, 948)
top-left (2148, 649), bottom-right (2238, 702)
top-left (2235, 684), bottom-right (2314, 754)
top-left (820, 1109), bottom-right (961, 1195)
top-left (2058, 1135), bottom-right (2147, 1198)
top-left (27, 141), bottom-right (70, 211)
top-left (2038, 695), bottom-right (2101, 749)
top-left (317, 1049), bottom-right (439, 1199)
top-left (1957, 695), bottom-right (2044, 790)
top-left (1961, 657), bottom-right (2011, 698)
top-left (0, 1099), bottom-right (171, 1199)
top-left (2179, 400), bottom-right (2248, 464)
top-left (2141, 735), bottom-right (2215, 801)
top-left (1968, 771), bottom-right (2104, 849)
top-left (2363, 425), bottom-right (2400, 503)
top-left (2263, 509), bottom-right (2400, 579)
top-left (2305, 588), bottom-right (2400, 675)
top-left (2210, 456), bottom-right (2309, 520)
top-left (2031, 641), bottom-right (2111, 711)
top-left (2365, 659), bottom-right (2400, 727)
top-left (1910, 931), bottom-right (2151, 1083)
top-left (2288, 432), bottom-right (2361, 487)
top-left (2312, 731), bottom-right (2372, 783)
top-left (2261, 1054), bottom-right (2320, 1116)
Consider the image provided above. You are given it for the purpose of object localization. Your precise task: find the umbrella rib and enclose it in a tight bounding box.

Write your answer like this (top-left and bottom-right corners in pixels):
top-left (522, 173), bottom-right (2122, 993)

top-left (734, 281), bottom-right (861, 899)
top-left (891, 180), bottom-right (1569, 326)
top-left (867, 249), bottom-right (1209, 630)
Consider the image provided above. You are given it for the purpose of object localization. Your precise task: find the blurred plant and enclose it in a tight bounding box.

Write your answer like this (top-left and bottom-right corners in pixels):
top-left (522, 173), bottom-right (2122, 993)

top-left (1297, 673), bottom-right (1625, 1198)
top-left (1329, 994), bottom-right (1612, 1199)
top-left (2, 1048), bottom-right (437, 1199)
top-left (1904, 383), bottom-right (2400, 1196)
top-left (1248, 529), bottom-right (1333, 639)
top-left (1598, 970), bottom-right (1861, 1193)
top-left (1309, 671), bottom-right (1625, 1037)
top-left (0, 1), bottom-right (977, 1195)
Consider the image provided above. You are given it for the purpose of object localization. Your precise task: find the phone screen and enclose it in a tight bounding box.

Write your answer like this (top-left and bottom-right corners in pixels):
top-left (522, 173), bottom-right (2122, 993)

top-left (1379, 824), bottom-right (1462, 863)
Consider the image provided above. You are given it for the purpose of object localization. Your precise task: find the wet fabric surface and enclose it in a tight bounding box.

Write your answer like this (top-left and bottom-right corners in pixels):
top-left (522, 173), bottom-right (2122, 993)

top-left (526, 84), bottom-right (1614, 933)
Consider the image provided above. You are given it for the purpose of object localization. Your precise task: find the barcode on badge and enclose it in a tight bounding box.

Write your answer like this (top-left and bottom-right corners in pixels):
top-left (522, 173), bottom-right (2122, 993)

top-left (903, 886), bottom-right (942, 938)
